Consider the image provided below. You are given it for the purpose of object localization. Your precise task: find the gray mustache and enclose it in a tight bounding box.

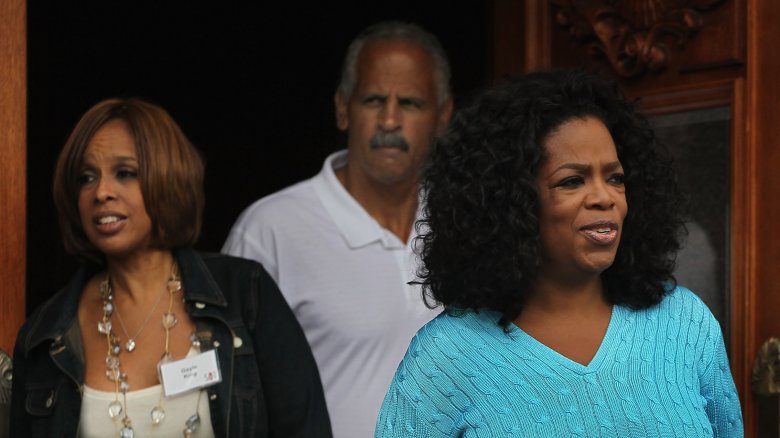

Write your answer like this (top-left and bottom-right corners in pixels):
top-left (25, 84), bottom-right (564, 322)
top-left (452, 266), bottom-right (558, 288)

top-left (369, 130), bottom-right (410, 152)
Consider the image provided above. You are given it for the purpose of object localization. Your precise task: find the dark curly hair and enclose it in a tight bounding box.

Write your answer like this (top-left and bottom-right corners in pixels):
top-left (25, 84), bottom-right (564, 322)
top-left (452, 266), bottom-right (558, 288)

top-left (418, 70), bottom-right (684, 327)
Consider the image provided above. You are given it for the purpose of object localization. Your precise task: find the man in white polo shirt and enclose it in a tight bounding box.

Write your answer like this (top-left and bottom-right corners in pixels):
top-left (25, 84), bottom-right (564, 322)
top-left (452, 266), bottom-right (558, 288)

top-left (222, 22), bottom-right (453, 437)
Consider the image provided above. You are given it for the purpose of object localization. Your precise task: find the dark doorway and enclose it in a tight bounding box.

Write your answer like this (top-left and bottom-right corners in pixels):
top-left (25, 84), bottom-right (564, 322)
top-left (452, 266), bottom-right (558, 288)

top-left (26, 3), bottom-right (489, 312)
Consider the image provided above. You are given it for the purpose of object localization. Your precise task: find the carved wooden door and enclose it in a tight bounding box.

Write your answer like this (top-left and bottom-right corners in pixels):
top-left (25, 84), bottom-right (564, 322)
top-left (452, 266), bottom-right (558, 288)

top-left (491, 0), bottom-right (780, 436)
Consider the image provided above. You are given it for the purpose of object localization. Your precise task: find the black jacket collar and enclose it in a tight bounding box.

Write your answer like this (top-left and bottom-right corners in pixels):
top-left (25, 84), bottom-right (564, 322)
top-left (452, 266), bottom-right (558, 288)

top-left (23, 247), bottom-right (228, 355)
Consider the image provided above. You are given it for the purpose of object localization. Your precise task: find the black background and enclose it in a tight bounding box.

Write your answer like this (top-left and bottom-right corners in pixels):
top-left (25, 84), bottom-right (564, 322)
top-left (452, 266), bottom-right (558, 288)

top-left (26, 2), bottom-right (490, 312)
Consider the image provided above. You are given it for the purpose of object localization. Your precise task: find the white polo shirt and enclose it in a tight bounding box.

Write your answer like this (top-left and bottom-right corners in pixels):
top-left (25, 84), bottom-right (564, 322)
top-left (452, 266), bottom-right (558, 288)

top-left (222, 150), bottom-right (438, 438)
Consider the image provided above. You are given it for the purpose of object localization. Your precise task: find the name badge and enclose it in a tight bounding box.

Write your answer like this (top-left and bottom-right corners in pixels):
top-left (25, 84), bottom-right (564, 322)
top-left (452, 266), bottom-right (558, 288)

top-left (159, 349), bottom-right (222, 397)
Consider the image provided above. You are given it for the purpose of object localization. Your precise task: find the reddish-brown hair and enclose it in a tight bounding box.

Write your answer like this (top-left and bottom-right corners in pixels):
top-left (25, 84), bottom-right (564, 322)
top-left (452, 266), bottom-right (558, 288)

top-left (53, 98), bottom-right (205, 263)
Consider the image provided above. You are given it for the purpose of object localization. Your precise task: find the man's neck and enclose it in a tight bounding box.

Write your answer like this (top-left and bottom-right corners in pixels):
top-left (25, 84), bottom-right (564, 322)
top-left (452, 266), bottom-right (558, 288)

top-left (335, 165), bottom-right (419, 243)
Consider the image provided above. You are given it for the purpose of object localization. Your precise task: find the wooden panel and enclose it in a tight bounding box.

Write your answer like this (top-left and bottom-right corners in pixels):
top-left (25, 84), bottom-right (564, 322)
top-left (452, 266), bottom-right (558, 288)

top-left (523, 0), bottom-right (551, 72)
top-left (0, 0), bottom-right (26, 355)
top-left (680, 0), bottom-right (745, 71)
top-left (747, 0), bottom-right (780, 435)
top-left (634, 80), bottom-right (733, 115)
top-left (490, 0), bottom-right (525, 79)
top-left (729, 75), bottom-right (752, 436)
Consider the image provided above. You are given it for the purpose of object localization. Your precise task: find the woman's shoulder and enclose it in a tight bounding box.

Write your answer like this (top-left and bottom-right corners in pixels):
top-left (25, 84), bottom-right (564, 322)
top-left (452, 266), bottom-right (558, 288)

top-left (180, 249), bottom-right (271, 281)
top-left (403, 308), bottom-right (510, 366)
top-left (179, 249), bottom-right (284, 316)
top-left (660, 284), bottom-right (713, 316)
top-left (16, 267), bottom-right (92, 355)
top-left (632, 284), bottom-right (720, 333)
top-left (419, 307), bottom-right (505, 336)
top-left (199, 250), bottom-right (263, 270)
top-left (389, 309), bottom-right (517, 420)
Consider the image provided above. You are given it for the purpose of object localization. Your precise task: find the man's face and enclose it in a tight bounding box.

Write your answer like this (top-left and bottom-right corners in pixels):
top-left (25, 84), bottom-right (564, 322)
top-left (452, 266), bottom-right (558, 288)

top-left (335, 40), bottom-right (452, 186)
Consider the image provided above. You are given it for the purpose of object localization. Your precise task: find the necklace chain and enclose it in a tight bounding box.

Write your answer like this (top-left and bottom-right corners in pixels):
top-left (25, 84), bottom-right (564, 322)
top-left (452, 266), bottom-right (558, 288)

top-left (98, 262), bottom-right (202, 437)
top-left (113, 286), bottom-right (165, 352)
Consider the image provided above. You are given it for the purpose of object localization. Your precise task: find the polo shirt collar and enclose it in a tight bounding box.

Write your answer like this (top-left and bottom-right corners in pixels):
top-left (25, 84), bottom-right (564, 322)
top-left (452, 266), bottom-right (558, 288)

top-left (313, 150), bottom-right (418, 250)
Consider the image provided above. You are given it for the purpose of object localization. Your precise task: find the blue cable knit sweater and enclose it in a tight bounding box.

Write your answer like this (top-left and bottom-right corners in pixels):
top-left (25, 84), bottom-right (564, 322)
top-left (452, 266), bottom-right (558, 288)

top-left (376, 286), bottom-right (743, 437)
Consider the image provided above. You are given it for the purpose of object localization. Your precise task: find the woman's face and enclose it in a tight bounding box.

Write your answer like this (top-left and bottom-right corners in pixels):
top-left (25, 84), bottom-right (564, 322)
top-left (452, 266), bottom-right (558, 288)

top-left (535, 116), bottom-right (627, 280)
top-left (77, 119), bottom-right (153, 260)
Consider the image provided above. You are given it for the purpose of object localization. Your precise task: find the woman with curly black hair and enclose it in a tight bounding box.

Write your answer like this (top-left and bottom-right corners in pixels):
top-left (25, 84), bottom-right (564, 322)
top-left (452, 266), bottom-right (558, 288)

top-left (376, 70), bottom-right (743, 437)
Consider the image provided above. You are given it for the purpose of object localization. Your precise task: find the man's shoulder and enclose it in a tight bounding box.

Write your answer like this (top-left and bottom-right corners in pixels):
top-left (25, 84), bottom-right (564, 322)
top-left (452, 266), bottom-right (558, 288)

top-left (245, 150), bottom-right (343, 216)
top-left (247, 178), bottom-right (318, 214)
top-left (232, 177), bottom-right (325, 229)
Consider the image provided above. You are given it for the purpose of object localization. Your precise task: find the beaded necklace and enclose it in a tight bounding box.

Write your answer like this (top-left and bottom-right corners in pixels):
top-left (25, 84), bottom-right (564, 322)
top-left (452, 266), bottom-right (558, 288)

top-left (98, 262), bottom-right (202, 437)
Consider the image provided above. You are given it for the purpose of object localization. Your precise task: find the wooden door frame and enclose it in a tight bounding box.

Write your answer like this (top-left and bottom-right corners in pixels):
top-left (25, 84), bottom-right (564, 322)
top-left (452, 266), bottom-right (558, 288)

top-left (743, 0), bottom-right (780, 434)
top-left (491, 0), bottom-right (780, 435)
top-left (0, 0), bottom-right (26, 355)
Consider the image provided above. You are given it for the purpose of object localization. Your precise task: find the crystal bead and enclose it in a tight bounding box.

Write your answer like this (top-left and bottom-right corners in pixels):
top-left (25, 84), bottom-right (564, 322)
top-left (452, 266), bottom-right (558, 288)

top-left (125, 339), bottom-right (136, 352)
top-left (108, 400), bottom-right (122, 418)
top-left (106, 355), bottom-right (119, 369)
top-left (120, 380), bottom-right (129, 392)
top-left (112, 344), bottom-right (121, 355)
top-left (120, 425), bottom-right (134, 438)
top-left (97, 320), bottom-right (112, 334)
top-left (103, 302), bottom-right (113, 315)
top-left (167, 279), bottom-right (182, 292)
top-left (184, 413), bottom-right (201, 432)
top-left (162, 312), bottom-right (178, 329)
top-left (106, 368), bottom-right (120, 381)
top-left (150, 406), bottom-right (166, 425)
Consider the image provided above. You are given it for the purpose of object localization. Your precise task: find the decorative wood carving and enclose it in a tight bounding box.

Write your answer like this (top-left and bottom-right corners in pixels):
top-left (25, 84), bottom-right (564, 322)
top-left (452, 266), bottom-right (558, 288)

top-left (552, 0), bottom-right (725, 77)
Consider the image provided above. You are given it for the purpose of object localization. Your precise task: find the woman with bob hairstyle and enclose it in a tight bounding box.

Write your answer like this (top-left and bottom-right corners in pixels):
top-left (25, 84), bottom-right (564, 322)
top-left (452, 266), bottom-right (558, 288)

top-left (11, 98), bottom-right (331, 437)
top-left (376, 71), bottom-right (743, 437)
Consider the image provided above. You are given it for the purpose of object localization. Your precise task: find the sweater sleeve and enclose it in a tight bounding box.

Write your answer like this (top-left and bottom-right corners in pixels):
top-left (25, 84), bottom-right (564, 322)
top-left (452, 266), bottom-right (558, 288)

top-left (376, 378), bottom-right (440, 438)
top-left (699, 323), bottom-right (743, 437)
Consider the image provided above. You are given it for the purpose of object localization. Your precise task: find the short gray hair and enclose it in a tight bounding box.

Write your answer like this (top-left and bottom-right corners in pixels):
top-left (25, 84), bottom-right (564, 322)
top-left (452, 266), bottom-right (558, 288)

top-left (338, 21), bottom-right (452, 105)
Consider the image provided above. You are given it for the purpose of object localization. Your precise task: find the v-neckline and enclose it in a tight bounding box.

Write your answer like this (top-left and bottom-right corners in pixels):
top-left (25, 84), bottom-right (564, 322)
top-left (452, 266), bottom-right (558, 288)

top-left (508, 304), bottom-right (622, 374)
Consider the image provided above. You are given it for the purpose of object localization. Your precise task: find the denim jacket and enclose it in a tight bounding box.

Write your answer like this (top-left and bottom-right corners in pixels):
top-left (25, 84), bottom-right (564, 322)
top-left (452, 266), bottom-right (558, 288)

top-left (10, 248), bottom-right (332, 437)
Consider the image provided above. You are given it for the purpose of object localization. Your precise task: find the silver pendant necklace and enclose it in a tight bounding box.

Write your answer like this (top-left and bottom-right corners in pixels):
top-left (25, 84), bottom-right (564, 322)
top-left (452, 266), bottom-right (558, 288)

top-left (113, 288), bottom-right (164, 352)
